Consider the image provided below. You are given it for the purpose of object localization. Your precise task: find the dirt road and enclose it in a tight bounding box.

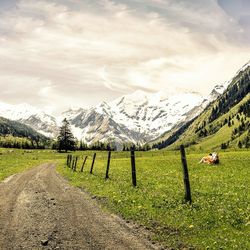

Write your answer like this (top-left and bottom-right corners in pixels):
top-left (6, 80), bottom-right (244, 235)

top-left (0, 164), bottom-right (158, 250)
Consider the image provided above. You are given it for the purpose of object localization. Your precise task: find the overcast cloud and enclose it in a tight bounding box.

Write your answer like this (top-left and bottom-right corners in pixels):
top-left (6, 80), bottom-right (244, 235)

top-left (0, 0), bottom-right (249, 114)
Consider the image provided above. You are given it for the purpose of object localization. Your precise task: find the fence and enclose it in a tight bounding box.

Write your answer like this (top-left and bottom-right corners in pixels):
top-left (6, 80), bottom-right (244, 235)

top-left (66, 145), bottom-right (192, 203)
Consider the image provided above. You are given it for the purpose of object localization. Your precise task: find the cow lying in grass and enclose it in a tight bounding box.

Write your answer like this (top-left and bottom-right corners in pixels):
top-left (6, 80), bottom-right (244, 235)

top-left (199, 152), bottom-right (219, 164)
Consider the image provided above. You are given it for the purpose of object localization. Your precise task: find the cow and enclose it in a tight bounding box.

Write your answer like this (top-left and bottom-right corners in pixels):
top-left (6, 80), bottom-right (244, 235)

top-left (199, 152), bottom-right (219, 164)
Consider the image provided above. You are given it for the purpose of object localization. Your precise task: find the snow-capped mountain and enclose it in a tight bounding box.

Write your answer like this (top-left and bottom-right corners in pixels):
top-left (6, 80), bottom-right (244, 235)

top-left (0, 87), bottom-right (223, 144)
top-left (0, 84), bottom-right (230, 144)
top-left (63, 90), bottom-right (205, 145)
top-left (0, 102), bottom-right (58, 138)
top-left (62, 75), bottom-right (236, 145)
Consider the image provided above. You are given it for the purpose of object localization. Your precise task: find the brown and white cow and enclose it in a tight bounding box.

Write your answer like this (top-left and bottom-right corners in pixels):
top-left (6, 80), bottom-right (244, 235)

top-left (199, 152), bottom-right (219, 164)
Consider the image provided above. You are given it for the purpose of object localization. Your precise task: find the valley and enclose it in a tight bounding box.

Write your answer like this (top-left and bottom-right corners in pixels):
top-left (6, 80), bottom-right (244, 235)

top-left (0, 62), bottom-right (249, 249)
top-left (0, 1), bottom-right (249, 249)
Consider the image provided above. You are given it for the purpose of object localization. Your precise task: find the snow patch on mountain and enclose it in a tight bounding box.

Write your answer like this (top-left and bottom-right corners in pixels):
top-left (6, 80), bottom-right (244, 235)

top-left (107, 91), bottom-right (204, 136)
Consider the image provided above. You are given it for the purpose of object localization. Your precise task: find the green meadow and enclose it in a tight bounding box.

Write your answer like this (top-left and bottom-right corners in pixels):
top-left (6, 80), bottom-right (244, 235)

top-left (0, 148), bottom-right (64, 180)
top-left (0, 148), bottom-right (249, 249)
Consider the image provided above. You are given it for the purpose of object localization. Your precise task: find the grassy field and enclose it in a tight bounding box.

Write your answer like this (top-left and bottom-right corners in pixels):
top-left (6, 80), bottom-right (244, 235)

top-left (0, 148), bottom-right (249, 249)
top-left (58, 150), bottom-right (250, 249)
top-left (0, 148), bottom-right (65, 181)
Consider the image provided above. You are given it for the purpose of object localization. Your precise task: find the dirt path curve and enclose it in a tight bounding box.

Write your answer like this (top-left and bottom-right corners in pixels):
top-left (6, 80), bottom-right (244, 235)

top-left (0, 164), bottom-right (158, 250)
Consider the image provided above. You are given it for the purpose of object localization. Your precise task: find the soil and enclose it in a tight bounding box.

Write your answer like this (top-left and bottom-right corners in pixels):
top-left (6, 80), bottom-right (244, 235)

top-left (0, 164), bottom-right (160, 250)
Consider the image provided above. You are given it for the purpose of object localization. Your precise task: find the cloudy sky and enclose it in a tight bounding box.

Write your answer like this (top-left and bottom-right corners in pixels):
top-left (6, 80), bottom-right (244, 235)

top-left (0, 0), bottom-right (249, 114)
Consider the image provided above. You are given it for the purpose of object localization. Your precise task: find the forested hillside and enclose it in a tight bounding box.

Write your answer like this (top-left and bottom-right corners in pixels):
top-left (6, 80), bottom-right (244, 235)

top-left (0, 116), bottom-right (49, 148)
top-left (155, 63), bottom-right (250, 150)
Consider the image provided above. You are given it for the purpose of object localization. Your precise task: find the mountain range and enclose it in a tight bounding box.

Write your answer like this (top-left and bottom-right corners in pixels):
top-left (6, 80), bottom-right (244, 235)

top-left (0, 88), bottom-right (223, 145)
top-left (0, 61), bottom-right (249, 149)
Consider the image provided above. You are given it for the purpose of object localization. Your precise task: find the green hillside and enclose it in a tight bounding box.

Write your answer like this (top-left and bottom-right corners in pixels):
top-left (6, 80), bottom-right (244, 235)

top-left (0, 116), bottom-right (49, 148)
top-left (167, 64), bottom-right (250, 151)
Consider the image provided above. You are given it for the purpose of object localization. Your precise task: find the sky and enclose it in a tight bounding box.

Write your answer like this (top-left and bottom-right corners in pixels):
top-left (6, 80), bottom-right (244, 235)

top-left (0, 0), bottom-right (249, 115)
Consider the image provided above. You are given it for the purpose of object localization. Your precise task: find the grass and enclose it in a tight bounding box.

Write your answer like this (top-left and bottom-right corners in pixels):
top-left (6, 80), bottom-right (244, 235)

top-left (188, 118), bottom-right (242, 152)
top-left (58, 150), bottom-right (250, 249)
top-left (0, 148), bottom-right (249, 249)
top-left (0, 148), bottom-right (64, 181)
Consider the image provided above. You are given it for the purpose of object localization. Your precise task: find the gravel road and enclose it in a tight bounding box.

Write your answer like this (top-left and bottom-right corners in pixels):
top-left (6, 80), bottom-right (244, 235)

top-left (0, 164), bottom-right (158, 250)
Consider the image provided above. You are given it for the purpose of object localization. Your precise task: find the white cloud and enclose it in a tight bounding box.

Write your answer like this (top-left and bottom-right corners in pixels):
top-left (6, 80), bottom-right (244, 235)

top-left (0, 0), bottom-right (249, 114)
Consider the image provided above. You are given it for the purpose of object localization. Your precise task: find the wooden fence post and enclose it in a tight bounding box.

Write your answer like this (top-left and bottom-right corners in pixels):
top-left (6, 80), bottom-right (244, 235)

top-left (180, 145), bottom-right (192, 203)
top-left (81, 156), bottom-right (88, 172)
top-left (130, 147), bottom-right (137, 187)
top-left (105, 150), bottom-right (111, 179)
top-left (90, 153), bottom-right (96, 174)
top-left (68, 155), bottom-right (71, 168)
top-left (71, 156), bottom-right (75, 170)
top-left (69, 155), bottom-right (72, 168)
top-left (74, 156), bottom-right (78, 172)
top-left (66, 155), bottom-right (69, 167)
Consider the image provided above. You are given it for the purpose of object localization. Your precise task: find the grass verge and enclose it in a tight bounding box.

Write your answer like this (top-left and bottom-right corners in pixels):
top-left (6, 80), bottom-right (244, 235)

top-left (0, 148), bottom-right (65, 180)
top-left (58, 150), bottom-right (250, 249)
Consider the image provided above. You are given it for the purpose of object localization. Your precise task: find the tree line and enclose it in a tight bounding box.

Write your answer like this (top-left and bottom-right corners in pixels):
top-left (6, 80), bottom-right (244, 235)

top-left (0, 135), bottom-right (46, 149)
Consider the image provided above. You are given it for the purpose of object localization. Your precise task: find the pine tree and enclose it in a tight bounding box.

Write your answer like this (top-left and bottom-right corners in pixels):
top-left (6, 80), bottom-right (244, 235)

top-left (57, 118), bottom-right (76, 152)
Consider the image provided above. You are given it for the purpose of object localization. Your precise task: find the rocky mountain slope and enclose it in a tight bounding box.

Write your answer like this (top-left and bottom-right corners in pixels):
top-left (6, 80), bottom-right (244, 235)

top-left (61, 91), bottom-right (206, 145)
